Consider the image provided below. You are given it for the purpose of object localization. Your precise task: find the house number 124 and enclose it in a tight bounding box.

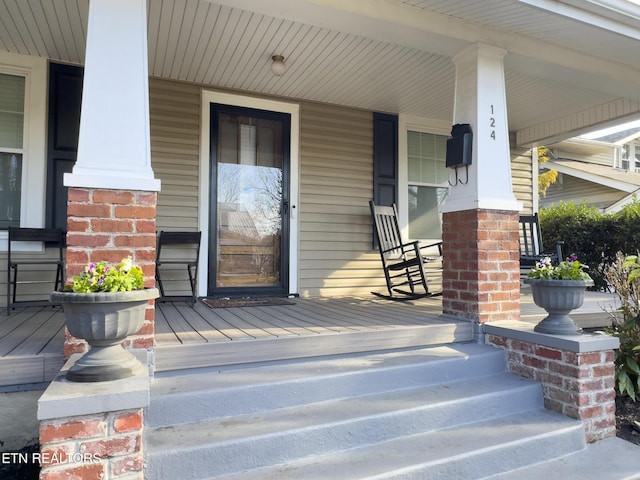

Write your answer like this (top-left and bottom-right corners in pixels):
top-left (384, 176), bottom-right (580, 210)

top-left (489, 105), bottom-right (496, 140)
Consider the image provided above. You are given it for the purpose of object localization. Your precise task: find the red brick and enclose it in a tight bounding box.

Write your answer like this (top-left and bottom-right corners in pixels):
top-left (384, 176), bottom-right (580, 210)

top-left (93, 190), bottom-right (135, 205)
top-left (80, 434), bottom-right (140, 457)
top-left (113, 411), bottom-right (143, 434)
top-left (41, 462), bottom-right (106, 480)
top-left (578, 405), bottom-right (604, 420)
top-left (136, 219), bottom-right (157, 234)
top-left (131, 337), bottom-right (154, 349)
top-left (91, 219), bottom-right (135, 233)
top-left (523, 354), bottom-right (548, 370)
top-left (535, 346), bottom-right (562, 360)
top-left (40, 417), bottom-right (105, 444)
top-left (136, 192), bottom-right (158, 205)
top-left (67, 188), bottom-right (91, 203)
top-left (67, 233), bottom-right (111, 248)
top-left (68, 203), bottom-right (112, 218)
top-left (114, 205), bottom-right (156, 219)
top-left (111, 452), bottom-right (143, 476)
top-left (114, 234), bottom-right (156, 248)
top-left (67, 218), bottom-right (91, 233)
top-left (578, 352), bottom-right (603, 365)
top-left (39, 444), bottom-right (73, 467)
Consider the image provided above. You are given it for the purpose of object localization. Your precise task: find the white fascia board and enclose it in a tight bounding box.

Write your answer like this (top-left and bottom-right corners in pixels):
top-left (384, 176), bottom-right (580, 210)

top-left (547, 161), bottom-right (638, 192)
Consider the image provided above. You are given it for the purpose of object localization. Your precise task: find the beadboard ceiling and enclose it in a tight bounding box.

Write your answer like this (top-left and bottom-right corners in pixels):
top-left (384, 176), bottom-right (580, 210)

top-left (1, 0), bottom-right (640, 143)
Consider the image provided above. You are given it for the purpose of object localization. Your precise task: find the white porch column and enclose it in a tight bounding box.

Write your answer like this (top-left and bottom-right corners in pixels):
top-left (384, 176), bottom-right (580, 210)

top-left (440, 43), bottom-right (522, 336)
top-left (442, 43), bottom-right (519, 213)
top-left (61, 0), bottom-right (159, 359)
top-left (65, 0), bottom-right (159, 192)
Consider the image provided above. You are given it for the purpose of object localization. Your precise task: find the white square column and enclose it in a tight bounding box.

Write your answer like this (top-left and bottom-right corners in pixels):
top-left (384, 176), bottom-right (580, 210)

top-left (442, 43), bottom-right (520, 213)
top-left (65, 0), bottom-right (160, 192)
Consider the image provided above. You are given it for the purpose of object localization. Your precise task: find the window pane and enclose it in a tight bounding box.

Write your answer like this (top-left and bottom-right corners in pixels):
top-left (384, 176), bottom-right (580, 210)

top-left (408, 185), bottom-right (448, 239)
top-left (0, 152), bottom-right (22, 228)
top-left (0, 73), bottom-right (25, 149)
top-left (407, 130), bottom-right (447, 184)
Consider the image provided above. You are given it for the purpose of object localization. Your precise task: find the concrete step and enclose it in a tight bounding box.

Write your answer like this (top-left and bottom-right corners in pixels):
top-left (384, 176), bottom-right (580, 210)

top-left (144, 343), bottom-right (586, 480)
top-left (147, 343), bottom-right (507, 428)
top-left (484, 437), bottom-right (640, 480)
top-left (207, 410), bottom-right (584, 480)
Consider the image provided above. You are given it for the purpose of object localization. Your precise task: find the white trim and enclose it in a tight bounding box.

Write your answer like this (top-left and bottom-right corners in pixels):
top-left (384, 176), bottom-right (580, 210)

top-left (398, 114), bottom-right (451, 243)
top-left (199, 90), bottom-right (300, 297)
top-left (0, 53), bottom-right (48, 252)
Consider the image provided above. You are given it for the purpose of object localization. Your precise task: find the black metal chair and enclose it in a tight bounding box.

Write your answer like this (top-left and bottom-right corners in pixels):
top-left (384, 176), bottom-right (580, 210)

top-left (155, 231), bottom-right (201, 306)
top-left (6, 227), bottom-right (65, 315)
top-left (519, 213), bottom-right (564, 268)
top-left (369, 201), bottom-right (442, 299)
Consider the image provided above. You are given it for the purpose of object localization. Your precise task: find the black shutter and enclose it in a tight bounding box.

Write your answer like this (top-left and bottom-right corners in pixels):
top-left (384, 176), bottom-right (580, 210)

top-left (372, 112), bottom-right (398, 207)
top-left (46, 63), bottom-right (83, 229)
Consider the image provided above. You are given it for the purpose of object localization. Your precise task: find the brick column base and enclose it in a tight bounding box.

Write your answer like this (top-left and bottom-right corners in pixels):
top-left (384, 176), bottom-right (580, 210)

top-left (39, 409), bottom-right (144, 479)
top-left (64, 187), bottom-right (157, 358)
top-left (486, 331), bottom-right (617, 443)
top-left (442, 209), bottom-right (520, 324)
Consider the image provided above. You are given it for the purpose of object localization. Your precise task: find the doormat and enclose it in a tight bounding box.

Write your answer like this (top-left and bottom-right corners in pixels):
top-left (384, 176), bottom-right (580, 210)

top-left (203, 297), bottom-right (296, 309)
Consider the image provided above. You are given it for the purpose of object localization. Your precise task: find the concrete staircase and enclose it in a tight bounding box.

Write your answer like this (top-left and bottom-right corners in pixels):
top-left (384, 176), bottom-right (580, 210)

top-left (144, 343), bottom-right (590, 479)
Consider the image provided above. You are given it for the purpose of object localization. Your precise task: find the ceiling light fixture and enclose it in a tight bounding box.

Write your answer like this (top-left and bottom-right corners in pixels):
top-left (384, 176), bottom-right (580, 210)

top-left (271, 55), bottom-right (286, 76)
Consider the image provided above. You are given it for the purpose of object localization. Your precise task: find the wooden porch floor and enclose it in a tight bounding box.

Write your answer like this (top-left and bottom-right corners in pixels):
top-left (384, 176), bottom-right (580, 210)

top-left (0, 289), bottom-right (618, 389)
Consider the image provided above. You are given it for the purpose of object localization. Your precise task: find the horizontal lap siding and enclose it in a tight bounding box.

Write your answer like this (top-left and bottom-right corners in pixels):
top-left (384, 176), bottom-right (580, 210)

top-left (150, 78), bottom-right (201, 232)
top-left (511, 145), bottom-right (534, 214)
top-left (298, 103), bottom-right (384, 297)
top-left (149, 79), bottom-right (201, 297)
top-left (541, 175), bottom-right (625, 210)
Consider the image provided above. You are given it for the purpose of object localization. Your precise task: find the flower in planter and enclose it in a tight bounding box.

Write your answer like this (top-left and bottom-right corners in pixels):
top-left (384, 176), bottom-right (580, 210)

top-left (527, 254), bottom-right (592, 281)
top-left (71, 256), bottom-right (144, 293)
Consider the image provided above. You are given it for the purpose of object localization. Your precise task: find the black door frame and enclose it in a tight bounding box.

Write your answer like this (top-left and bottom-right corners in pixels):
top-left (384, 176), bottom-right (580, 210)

top-left (208, 103), bottom-right (291, 298)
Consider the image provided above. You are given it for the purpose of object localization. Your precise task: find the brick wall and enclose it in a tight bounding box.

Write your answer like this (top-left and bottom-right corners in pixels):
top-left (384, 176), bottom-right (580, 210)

top-left (64, 187), bottom-right (157, 357)
top-left (486, 334), bottom-right (617, 442)
top-left (442, 209), bottom-right (520, 323)
top-left (39, 408), bottom-right (144, 479)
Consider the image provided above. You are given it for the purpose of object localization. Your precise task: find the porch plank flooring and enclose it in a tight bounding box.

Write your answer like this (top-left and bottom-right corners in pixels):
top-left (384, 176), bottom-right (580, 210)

top-left (0, 290), bottom-right (617, 388)
top-left (0, 296), bottom-right (459, 387)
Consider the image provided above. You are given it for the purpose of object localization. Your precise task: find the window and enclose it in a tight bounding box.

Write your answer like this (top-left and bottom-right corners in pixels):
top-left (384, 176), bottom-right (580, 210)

top-left (0, 73), bottom-right (24, 229)
top-left (617, 142), bottom-right (640, 172)
top-left (0, 53), bottom-right (48, 250)
top-left (398, 115), bottom-right (451, 245)
top-left (406, 130), bottom-right (448, 239)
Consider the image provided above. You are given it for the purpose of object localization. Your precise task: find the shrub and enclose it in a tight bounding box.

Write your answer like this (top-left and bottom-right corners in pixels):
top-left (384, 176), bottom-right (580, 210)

top-left (539, 201), bottom-right (614, 291)
top-left (605, 252), bottom-right (640, 400)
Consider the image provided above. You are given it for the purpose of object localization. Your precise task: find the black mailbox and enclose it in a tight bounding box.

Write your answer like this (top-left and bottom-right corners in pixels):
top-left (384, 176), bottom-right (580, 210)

top-left (446, 123), bottom-right (473, 169)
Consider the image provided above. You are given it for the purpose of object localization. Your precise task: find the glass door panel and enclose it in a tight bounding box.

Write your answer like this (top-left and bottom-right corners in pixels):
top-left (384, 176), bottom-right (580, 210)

top-left (211, 108), bottom-right (289, 294)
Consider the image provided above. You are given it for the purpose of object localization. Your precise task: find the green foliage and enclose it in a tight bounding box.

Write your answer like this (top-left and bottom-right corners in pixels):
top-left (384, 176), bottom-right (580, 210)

top-left (537, 146), bottom-right (558, 197)
top-left (72, 257), bottom-right (144, 293)
top-left (605, 252), bottom-right (640, 400)
top-left (526, 255), bottom-right (592, 281)
top-left (539, 201), bottom-right (623, 291)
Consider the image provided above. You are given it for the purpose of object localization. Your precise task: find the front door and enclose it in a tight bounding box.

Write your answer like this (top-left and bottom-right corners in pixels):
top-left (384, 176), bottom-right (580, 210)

top-left (208, 104), bottom-right (291, 297)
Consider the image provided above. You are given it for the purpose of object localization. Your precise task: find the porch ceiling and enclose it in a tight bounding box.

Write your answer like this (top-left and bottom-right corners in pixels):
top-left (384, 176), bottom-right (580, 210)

top-left (2, 0), bottom-right (640, 145)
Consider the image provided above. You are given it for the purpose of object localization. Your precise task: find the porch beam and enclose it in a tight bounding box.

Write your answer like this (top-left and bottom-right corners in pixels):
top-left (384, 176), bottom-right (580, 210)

top-left (516, 99), bottom-right (640, 147)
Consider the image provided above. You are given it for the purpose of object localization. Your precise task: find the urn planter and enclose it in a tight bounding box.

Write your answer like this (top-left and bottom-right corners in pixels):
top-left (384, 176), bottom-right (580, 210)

top-left (50, 288), bottom-right (159, 382)
top-left (523, 278), bottom-right (594, 335)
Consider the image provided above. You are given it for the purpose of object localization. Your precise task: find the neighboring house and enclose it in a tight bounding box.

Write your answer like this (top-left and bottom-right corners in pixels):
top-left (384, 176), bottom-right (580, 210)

top-left (541, 129), bottom-right (640, 212)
